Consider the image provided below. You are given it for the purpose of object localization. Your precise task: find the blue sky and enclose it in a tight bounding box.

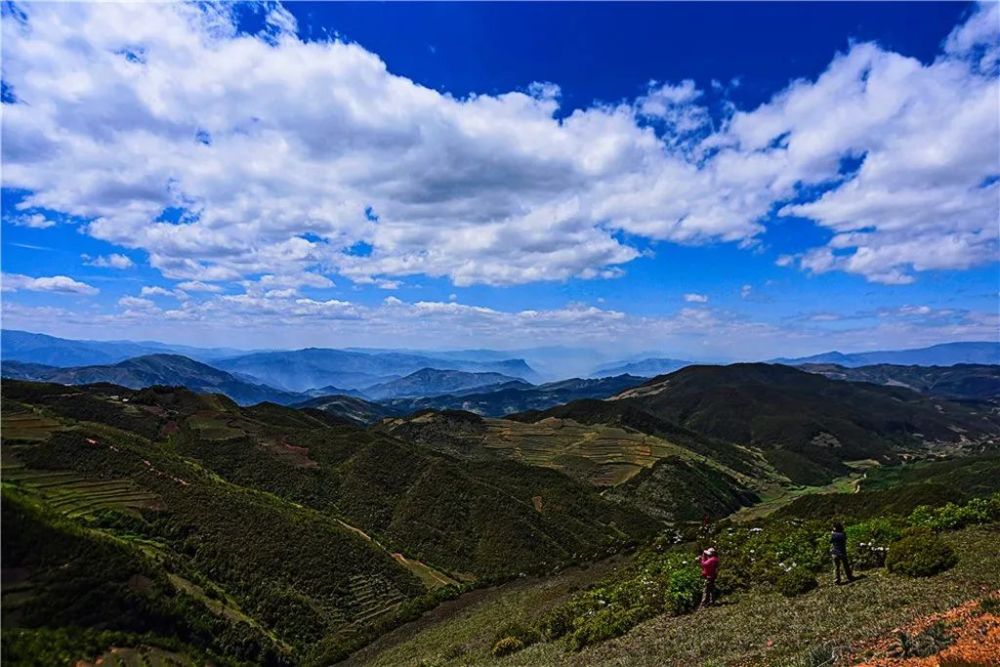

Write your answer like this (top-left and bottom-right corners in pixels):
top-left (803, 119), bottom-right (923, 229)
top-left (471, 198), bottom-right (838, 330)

top-left (1, 1), bottom-right (997, 359)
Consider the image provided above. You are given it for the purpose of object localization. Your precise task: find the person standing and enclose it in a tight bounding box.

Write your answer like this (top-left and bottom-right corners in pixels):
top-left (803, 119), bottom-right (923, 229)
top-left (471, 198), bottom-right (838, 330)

top-left (699, 547), bottom-right (720, 607)
top-left (831, 522), bottom-right (855, 584)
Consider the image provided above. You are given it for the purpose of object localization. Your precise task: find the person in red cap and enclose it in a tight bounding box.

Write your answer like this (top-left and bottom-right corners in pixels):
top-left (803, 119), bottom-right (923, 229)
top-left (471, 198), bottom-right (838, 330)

top-left (699, 547), bottom-right (720, 608)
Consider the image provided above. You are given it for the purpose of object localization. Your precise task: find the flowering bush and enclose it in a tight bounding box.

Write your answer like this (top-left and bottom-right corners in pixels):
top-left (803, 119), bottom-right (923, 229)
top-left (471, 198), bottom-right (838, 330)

top-left (847, 517), bottom-right (903, 569)
top-left (908, 493), bottom-right (1000, 531)
top-left (543, 552), bottom-right (702, 650)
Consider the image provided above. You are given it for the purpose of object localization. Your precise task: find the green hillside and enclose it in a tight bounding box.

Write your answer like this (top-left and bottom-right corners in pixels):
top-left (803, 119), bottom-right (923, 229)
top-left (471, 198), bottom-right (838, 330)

top-left (383, 410), bottom-right (768, 521)
top-left (522, 364), bottom-right (1000, 485)
top-left (1, 379), bottom-right (657, 666)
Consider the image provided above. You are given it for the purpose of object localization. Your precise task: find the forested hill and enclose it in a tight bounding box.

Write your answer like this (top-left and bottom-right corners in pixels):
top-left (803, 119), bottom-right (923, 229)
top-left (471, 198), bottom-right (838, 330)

top-left (518, 363), bottom-right (1000, 485)
top-left (1, 379), bottom-right (656, 665)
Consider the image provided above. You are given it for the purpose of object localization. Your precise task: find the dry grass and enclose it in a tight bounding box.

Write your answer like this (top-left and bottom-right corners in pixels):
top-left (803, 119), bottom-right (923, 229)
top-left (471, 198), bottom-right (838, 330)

top-left (351, 526), bottom-right (1000, 667)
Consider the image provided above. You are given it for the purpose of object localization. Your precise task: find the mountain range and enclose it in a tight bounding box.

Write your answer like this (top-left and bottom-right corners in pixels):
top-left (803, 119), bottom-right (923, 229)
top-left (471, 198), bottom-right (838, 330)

top-left (0, 354), bottom-right (302, 406)
top-left (592, 357), bottom-right (691, 377)
top-left (772, 341), bottom-right (999, 367)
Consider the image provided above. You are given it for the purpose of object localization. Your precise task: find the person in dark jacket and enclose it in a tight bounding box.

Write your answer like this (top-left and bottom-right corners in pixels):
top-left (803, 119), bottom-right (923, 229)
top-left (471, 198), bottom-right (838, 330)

top-left (830, 522), bottom-right (854, 584)
top-left (699, 547), bottom-right (720, 607)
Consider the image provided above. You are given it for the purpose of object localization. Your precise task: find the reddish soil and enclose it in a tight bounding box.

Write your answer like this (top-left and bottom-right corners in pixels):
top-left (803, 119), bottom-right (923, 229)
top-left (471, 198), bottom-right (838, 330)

top-left (851, 594), bottom-right (1000, 667)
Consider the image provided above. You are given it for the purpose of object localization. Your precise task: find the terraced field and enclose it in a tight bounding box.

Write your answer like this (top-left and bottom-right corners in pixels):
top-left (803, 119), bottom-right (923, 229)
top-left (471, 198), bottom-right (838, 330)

top-left (1, 461), bottom-right (161, 518)
top-left (479, 417), bottom-right (695, 486)
top-left (0, 407), bottom-right (64, 441)
top-left (347, 574), bottom-right (406, 625)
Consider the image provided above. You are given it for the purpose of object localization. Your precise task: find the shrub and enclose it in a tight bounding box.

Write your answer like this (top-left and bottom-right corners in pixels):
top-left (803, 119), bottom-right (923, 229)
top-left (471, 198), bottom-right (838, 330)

top-left (889, 621), bottom-right (953, 658)
top-left (776, 566), bottom-right (818, 597)
top-left (568, 606), bottom-right (645, 650)
top-left (886, 529), bottom-right (957, 577)
top-left (979, 596), bottom-right (1000, 615)
top-left (908, 493), bottom-right (1000, 532)
top-left (664, 562), bottom-right (703, 613)
top-left (538, 606), bottom-right (574, 640)
top-left (847, 517), bottom-right (902, 569)
top-left (491, 622), bottom-right (539, 648)
top-left (490, 636), bottom-right (524, 658)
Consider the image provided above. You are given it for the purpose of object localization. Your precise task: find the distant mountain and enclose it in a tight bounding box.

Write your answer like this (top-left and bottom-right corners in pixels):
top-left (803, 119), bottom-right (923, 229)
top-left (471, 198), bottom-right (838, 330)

top-left (520, 363), bottom-right (1000, 486)
top-left (1, 354), bottom-right (302, 406)
top-left (774, 341), bottom-right (1000, 367)
top-left (593, 357), bottom-right (691, 377)
top-left (345, 345), bottom-right (608, 380)
top-left (800, 363), bottom-right (1000, 402)
top-left (362, 368), bottom-right (528, 400)
top-left (1, 329), bottom-right (253, 367)
top-left (382, 374), bottom-right (649, 417)
top-left (215, 348), bottom-right (538, 392)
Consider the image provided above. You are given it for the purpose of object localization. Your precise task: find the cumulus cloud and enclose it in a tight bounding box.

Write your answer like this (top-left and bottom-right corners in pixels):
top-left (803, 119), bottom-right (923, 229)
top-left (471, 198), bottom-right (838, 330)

top-left (684, 293), bottom-right (709, 303)
top-left (7, 213), bottom-right (56, 228)
top-left (82, 253), bottom-right (134, 269)
top-left (118, 296), bottom-right (157, 311)
top-left (0, 1), bottom-right (996, 291)
top-left (176, 280), bottom-right (223, 293)
top-left (2, 273), bottom-right (98, 295)
top-left (140, 285), bottom-right (179, 298)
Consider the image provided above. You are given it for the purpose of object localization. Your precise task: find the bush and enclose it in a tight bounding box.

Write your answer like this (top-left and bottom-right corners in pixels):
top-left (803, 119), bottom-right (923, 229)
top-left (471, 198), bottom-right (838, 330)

top-left (490, 636), bottom-right (523, 658)
top-left (776, 566), bottom-right (818, 597)
top-left (568, 606), bottom-right (645, 650)
top-left (538, 606), bottom-right (574, 640)
top-left (979, 596), bottom-right (1000, 615)
top-left (847, 517), bottom-right (902, 569)
top-left (886, 529), bottom-right (957, 577)
top-left (490, 622), bottom-right (539, 648)
top-left (908, 493), bottom-right (1000, 532)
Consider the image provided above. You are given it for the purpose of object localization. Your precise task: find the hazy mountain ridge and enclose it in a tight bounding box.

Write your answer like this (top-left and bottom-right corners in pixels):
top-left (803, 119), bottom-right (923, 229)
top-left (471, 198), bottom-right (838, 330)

top-left (361, 368), bottom-right (528, 400)
top-left (377, 374), bottom-right (649, 417)
top-left (593, 357), bottom-right (691, 377)
top-left (1, 354), bottom-right (302, 406)
top-left (213, 348), bottom-right (539, 392)
top-left (1, 329), bottom-right (250, 366)
top-left (773, 341), bottom-right (1000, 367)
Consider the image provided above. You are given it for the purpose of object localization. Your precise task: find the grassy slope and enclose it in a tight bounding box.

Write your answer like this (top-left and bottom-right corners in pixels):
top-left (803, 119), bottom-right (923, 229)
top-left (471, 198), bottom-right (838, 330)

top-left (355, 526), bottom-right (1000, 667)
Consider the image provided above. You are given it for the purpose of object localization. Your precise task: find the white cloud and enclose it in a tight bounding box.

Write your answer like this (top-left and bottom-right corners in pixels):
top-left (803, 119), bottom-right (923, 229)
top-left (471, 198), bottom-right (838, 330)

top-left (7, 213), bottom-right (56, 228)
top-left (140, 285), bottom-right (179, 298)
top-left (82, 253), bottom-right (134, 269)
top-left (176, 280), bottom-right (222, 293)
top-left (684, 293), bottom-right (709, 303)
top-left (2, 273), bottom-right (98, 295)
top-left (0, 1), bottom-right (996, 291)
top-left (740, 284), bottom-right (752, 299)
top-left (118, 296), bottom-right (157, 311)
